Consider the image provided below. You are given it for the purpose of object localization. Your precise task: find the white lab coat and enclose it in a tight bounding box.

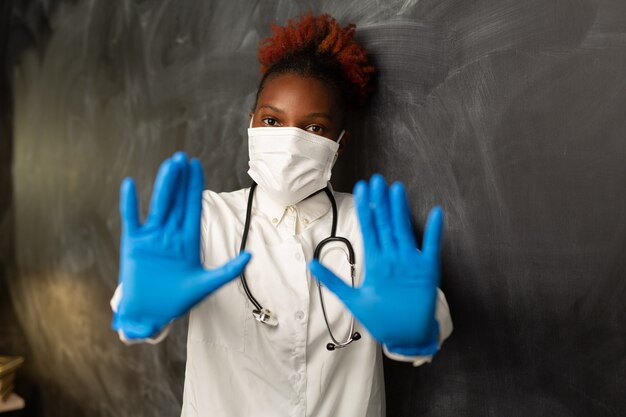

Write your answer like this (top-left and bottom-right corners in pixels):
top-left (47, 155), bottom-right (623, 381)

top-left (112, 186), bottom-right (453, 417)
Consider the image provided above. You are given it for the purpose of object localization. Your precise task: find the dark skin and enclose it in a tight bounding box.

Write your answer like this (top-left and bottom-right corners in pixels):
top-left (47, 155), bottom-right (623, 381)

top-left (250, 73), bottom-right (351, 154)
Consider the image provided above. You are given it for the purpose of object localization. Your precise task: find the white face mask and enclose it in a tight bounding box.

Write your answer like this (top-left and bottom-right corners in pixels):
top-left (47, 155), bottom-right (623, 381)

top-left (247, 121), bottom-right (345, 206)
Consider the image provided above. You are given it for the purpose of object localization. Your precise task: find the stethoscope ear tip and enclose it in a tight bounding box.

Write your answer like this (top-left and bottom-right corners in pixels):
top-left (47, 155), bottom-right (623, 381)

top-left (326, 343), bottom-right (336, 351)
top-left (352, 332), bottom-right (361, 341)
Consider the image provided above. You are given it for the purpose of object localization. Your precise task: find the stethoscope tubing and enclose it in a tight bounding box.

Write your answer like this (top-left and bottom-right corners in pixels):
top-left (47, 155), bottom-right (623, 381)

top-left (238, 183), bottom-right (360, 350)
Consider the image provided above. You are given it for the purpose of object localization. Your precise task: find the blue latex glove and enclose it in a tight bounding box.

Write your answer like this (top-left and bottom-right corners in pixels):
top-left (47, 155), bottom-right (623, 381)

top-left (309, 174), bottom-right (443, 356)
top-left (112, 152), bottom-right (251, 339)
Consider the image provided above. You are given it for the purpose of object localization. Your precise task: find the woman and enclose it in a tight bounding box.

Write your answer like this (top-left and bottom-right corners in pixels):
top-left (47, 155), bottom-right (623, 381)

top-left (111, 13), bottom-right (452, 416)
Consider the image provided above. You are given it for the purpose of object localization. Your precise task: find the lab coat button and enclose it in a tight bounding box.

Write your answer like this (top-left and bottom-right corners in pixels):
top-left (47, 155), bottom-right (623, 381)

top-left (271, 218), bottom-right (278, 224)
top-left (295, 311), bottom-right (305, 320)
top-left (302, 218), bottom-right (309, 225)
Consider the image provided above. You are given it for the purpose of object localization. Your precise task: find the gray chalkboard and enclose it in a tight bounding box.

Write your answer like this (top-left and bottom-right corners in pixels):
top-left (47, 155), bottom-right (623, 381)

top-left (2, 0), bottom-right (625, 416)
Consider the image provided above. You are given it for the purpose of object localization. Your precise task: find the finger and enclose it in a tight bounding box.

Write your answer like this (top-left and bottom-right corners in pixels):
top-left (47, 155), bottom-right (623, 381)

top-left (309, 260), bottom-right (357, 305)
top-left (353, 180), bottom-right (379, 255)
top-left (370, 174), bottom-right (395, 252)
top-left (389, 182), bottom-right (417, 251)
top-left (120, 177), bottom-right (141, 234)
top-left (166, 152), bottom-right (189, 230)
top-left (422, 206), bottom-right (444, 259)
top-left (198, 252), bottom-right (252, 294)
top-left (145, 153), bottom-right (185, 228)
top-left (183, 159), bottom-right (205, 254)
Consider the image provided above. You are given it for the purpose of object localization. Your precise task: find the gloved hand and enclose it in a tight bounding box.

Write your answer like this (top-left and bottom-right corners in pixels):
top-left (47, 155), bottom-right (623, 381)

top-left (112, 152), bottom-right (251, 339)
top-left (309, 174), bottom-right (443, 356)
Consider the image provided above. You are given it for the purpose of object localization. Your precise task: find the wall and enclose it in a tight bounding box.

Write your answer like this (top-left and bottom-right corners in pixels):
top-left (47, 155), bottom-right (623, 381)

top-left (4, 0), bottom-right (626, 416)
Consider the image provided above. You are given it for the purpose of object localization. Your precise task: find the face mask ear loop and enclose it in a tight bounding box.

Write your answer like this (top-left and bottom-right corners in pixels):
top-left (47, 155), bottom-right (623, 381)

top-left (333, 130), bottom-right (346, 160)
top-left (249, 116), bottom-right (254, 129)
top-left (336, 130), bottom-right (346, 145)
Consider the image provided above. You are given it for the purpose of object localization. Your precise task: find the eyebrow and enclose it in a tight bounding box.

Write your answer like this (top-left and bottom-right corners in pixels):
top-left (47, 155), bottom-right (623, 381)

top-left (257, 105), bottom-right (333, 122)
top-left (258, 104), bottom-right (284, 113)
top-left (306, 112), bottom-right (333, 121)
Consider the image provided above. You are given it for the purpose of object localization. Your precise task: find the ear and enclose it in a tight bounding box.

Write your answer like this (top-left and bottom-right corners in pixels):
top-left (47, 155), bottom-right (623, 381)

top-left (338, 131), bottom-right (350, 155)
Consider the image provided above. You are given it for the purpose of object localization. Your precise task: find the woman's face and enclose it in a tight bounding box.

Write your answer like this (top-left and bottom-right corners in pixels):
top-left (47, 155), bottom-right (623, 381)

top-left (250, 73), bottom-right (347, 145)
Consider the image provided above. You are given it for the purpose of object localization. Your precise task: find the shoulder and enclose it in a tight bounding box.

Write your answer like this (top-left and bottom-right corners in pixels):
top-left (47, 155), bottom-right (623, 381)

top-left (199, 188), bottom-right (250, 262)
top-left (202, 187), bottom-right (249, 210)
top-left (332, 190), bottom-right (355, 209)
top-left (201, 188), bottom-right (250, 225)
top-left (332, 190), bottom-right (359, 229)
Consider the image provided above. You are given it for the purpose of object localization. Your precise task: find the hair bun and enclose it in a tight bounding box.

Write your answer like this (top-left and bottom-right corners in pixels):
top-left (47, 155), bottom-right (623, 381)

top-left (258, 13), bottom-right (375, 106)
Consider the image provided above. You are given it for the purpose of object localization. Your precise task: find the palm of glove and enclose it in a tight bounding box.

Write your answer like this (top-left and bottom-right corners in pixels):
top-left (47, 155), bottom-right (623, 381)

top-left (349, 240), bottom-right (439, 352)
top-left (119, 225), bottom-right (206, 329)
top-left (114, 152), bottom-right (250, 339)
top-left (309, 174), bottom-right (443, 355)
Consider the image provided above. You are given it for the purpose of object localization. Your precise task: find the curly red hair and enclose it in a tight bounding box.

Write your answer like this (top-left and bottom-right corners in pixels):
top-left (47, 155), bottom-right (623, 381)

top-left (258, 13), bottom-right (375, 106)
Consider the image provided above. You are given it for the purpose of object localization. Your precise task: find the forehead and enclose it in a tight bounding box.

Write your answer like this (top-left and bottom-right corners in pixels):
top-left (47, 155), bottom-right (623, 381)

top-left (256, 73), bottom-right (340, 115)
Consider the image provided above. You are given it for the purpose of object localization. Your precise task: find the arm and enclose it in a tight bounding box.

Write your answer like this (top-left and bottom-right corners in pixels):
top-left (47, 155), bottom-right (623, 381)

top-left (111, 152), bottom-right (251, 341)
top-left (309, 174), bottom-right (451, 362)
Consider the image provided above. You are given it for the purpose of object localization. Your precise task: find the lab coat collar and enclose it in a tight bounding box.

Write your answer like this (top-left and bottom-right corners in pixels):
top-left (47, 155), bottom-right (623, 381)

top-left (253, 183), bottom-right (333, 228)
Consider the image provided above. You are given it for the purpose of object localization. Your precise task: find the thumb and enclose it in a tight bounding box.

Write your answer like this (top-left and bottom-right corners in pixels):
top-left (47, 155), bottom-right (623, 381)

top-left (196, 252), bottom-right (252, 294)
top-left (309, 260), bottom-right (357, 305)
top-left (422, 206), bottom-right (444, 259)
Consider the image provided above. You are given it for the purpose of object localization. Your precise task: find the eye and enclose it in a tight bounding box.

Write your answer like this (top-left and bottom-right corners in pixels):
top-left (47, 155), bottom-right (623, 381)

top-left (262, 117), bottom-right (279, 127)
top-left (306, 125), bottom-right (324, 134)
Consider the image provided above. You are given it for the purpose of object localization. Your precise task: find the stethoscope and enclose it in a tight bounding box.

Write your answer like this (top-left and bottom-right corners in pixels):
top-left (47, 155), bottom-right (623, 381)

top-left (238, 182), bottom-right (361, 350)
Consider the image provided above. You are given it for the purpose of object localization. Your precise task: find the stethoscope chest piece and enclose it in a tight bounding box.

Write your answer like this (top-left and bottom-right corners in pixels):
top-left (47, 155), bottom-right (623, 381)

top-left (252, 308), bottom-right (279, 326)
